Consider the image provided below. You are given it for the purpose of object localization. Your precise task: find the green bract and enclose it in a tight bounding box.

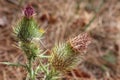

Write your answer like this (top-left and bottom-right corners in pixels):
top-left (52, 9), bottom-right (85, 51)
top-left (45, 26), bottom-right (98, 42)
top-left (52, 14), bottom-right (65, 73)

top-left (50, 43), bottom-right (80, 72)
top-left (20, 42), bottom-right (40, 60)
top-left (14, 17), bottom-right (43, 42)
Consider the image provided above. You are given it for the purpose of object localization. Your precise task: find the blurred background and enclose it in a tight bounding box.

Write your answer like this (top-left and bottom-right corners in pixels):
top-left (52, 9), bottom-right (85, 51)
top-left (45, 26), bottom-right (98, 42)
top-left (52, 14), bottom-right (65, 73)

top-left (0, 0), bottom-right (120, 80)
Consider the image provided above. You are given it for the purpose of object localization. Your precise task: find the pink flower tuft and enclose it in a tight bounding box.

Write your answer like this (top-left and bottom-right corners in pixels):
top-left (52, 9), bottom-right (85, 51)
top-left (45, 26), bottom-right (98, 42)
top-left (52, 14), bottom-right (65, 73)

top-left (24, 4), bottom-right (34, 19)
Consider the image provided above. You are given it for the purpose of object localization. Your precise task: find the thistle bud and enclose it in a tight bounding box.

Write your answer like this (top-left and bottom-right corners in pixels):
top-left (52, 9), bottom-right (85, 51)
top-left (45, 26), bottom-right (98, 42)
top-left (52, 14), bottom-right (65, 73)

top-left (68, 33), bottom-right (91, 54)
top-left (14, 5), bottom-right (44, 42)
top-left (24, 4), bottom-right (34, 19)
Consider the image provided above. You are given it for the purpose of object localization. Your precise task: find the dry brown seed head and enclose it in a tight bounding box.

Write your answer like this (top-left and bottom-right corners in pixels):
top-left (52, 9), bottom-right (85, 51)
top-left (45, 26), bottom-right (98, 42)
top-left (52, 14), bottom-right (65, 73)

top-left (69, 33), bottom-right (91, 54)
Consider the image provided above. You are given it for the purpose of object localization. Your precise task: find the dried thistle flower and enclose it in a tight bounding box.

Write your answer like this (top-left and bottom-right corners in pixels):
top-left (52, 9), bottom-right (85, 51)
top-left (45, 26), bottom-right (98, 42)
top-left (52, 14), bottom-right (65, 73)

top-left (50, 33), bottom-right (91, 72)
top-left (68, 33), bottom-right (91, 55)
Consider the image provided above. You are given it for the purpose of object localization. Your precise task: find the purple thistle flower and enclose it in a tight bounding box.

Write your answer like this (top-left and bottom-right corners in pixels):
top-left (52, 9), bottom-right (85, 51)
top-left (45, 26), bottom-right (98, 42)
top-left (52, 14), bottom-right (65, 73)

top-left (24, 4), bottom-right (34, 19)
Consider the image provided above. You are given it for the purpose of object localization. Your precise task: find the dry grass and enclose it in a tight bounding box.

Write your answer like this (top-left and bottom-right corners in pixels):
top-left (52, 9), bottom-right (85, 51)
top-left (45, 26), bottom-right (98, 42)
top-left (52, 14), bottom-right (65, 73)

top-left (0, 0), bottom-right (120, 80)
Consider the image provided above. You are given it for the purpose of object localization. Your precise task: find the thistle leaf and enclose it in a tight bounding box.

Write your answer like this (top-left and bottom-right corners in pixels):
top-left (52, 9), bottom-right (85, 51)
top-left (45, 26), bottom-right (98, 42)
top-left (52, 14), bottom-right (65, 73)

top-left (0, 62), bottom-right (26, 67)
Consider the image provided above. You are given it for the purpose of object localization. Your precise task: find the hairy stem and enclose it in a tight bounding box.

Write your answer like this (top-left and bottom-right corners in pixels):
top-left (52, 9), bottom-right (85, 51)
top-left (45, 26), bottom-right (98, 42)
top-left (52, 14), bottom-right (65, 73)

top-left (28, 58), bottom-right (35, 80)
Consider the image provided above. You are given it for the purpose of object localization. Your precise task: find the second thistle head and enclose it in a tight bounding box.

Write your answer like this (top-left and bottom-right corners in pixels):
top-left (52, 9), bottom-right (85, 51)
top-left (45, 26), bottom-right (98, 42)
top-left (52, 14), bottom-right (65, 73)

top-left (50, 33), bottom-right (91, 72)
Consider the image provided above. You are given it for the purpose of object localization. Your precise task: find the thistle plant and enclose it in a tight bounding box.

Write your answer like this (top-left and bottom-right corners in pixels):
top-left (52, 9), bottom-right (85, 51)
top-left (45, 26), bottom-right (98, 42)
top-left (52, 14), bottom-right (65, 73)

top-left (0, 5), bottom-right (91, 80)
top-left (14, 5), bottom-right (44, 80)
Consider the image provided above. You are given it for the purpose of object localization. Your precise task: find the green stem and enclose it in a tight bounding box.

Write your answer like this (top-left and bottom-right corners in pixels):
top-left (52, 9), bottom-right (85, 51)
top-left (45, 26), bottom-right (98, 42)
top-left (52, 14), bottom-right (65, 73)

top-left (28, 58), bottom-right (35, 80)
top-left (39, 60), bottom-right (48, 74)
top-left (45, 67), bottom-right (58, 80)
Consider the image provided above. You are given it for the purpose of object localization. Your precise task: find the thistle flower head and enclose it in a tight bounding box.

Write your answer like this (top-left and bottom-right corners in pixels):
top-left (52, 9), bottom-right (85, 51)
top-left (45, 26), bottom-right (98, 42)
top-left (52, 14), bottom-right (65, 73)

top-left (24, 4), bottom-right (34, 19)
top-left (14, 5), bottom-right (44, 42)
top-left (68, 33), bottom-right (91, 54)
top-left (50, 43), bottom-right (80, 72)
top-left (50, 33), bottom-right (91, 73)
